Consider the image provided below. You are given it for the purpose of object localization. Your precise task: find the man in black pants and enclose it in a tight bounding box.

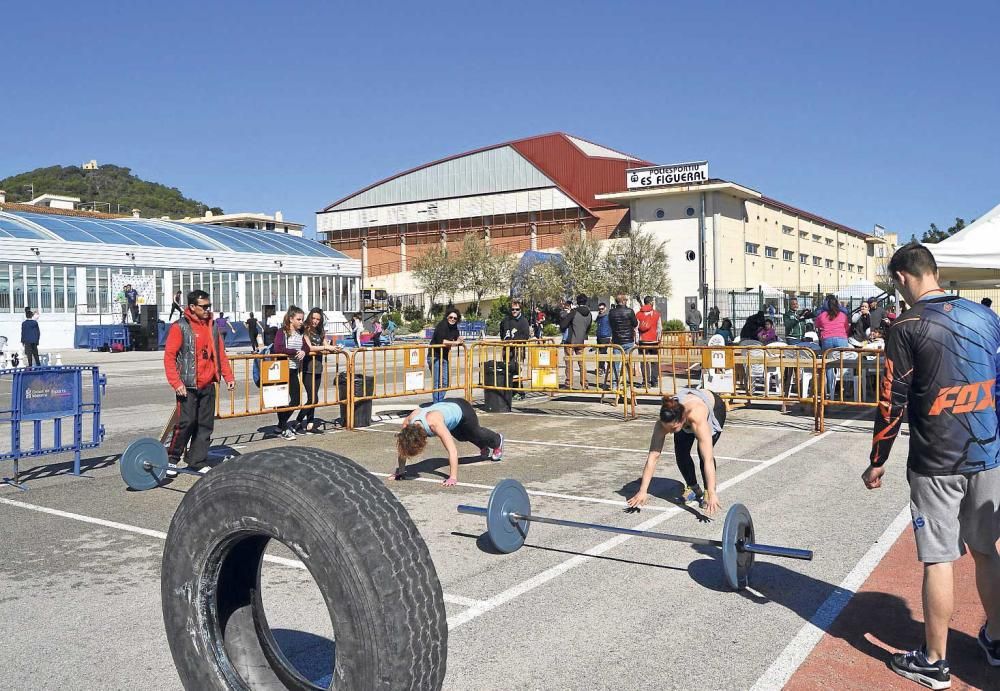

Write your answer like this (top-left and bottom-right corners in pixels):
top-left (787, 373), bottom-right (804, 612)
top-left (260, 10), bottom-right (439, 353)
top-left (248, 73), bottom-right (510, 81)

top-left (394, 399), bottom-right (504, 486)
top-left (499, 301), bottom-right (531, 399)
top-left (20, 307), bottom-right (41, 367)
top-left (163, 290), bottom-right (235, 471)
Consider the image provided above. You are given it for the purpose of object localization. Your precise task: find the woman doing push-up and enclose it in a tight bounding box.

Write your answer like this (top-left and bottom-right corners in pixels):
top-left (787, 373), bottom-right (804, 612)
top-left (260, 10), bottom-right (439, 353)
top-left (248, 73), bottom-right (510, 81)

top-left (395, 399), bottom-right (504, 486)
top-left (626, 388), bottom-right (727, 514)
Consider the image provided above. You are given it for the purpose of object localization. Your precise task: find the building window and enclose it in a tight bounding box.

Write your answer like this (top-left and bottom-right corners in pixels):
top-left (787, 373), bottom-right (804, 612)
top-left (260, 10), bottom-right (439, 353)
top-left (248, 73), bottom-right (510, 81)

top-left (839, 261), bottom-right (845, 270)
top-left (812, 234), bottom-right (821, 242)
top-left (782, 225), bottom-right (793, 235)
top-left (686, 207), bottom-right (695, 217)
top-left (858, 265), bottom-right (864, 273)
top-left (813, 256), bottom-right (821, 266)
top-left (825, 238), bottom-right (834, 246)
top-left (765, 246), bottom-right (777, 258)
top-left (745, 242), bottom-right (760, 255)
top-left (838, 241), bottom-right (845, 248)
top-left (825, 259), bottom-right (834, 268)
top-left (848, 263), bottom-right (855, 272)
top-left (799, 253), bottom-right (808, 264)
top-left (783, 250), bottom-right (794, 261)
top-left (799, 231), bottom-right (808, 239)
top-left (655, 209), bottom-right (665, 219)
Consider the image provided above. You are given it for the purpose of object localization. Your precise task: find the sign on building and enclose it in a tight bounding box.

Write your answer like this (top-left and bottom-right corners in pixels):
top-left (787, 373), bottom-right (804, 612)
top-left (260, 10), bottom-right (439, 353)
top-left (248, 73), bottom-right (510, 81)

top-left (626, 161), bottom-right (709, 190)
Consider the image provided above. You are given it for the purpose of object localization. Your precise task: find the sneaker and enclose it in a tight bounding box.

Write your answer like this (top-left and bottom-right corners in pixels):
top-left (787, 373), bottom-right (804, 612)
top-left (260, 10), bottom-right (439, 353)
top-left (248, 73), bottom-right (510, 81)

top-left (280, 428), bottom-right (297, 441)
top-left (979, 625), bottom-right (1000, 666)
top-left (165, 468), bottom-right (178, 478)
top-left (889, 648), bottom-right (951, 690)
top-left (490, 434), bottom-right (504, 461)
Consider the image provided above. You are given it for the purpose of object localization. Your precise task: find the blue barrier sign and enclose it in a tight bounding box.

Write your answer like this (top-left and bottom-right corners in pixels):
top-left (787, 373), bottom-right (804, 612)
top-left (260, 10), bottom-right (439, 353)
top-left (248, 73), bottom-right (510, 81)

top-left (17, 369), bottom-right (81, 420)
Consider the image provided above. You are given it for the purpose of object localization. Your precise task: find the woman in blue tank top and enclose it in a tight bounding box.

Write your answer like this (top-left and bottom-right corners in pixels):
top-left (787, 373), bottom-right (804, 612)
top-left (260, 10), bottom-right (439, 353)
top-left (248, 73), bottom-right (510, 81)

top-left (394, 399), bottom-right (504, 485)
top-left (626, 389), bottom-right (728, 515)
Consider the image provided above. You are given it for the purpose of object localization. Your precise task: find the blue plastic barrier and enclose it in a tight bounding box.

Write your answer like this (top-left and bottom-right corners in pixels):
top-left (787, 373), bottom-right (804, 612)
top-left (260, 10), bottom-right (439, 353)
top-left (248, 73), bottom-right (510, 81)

top-left (0, 365), bottom-right (107, 489)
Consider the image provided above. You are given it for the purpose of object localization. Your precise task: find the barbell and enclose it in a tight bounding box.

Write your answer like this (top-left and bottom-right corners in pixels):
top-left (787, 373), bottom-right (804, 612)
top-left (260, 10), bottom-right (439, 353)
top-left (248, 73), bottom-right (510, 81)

top-left (457, 479), bottom-right (813, 590)
top-left (119, 437), bottom-right (228, 491)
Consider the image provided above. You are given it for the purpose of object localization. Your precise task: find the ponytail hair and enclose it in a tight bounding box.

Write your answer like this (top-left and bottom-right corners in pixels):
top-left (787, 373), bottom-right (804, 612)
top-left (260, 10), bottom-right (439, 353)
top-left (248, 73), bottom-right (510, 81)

top-left (659, 396), bottom-right (684, 424)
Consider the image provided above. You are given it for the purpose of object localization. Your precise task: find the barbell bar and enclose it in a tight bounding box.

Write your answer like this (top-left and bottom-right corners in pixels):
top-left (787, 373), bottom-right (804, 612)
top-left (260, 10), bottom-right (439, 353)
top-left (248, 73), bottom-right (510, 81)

top-left (457, 479), bottom-right (813, 590)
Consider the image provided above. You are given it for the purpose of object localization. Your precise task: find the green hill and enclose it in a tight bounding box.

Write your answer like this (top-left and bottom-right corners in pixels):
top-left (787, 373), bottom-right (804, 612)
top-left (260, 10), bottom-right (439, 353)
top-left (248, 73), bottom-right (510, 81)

top-left (0, 164), bottom-right (223, 219)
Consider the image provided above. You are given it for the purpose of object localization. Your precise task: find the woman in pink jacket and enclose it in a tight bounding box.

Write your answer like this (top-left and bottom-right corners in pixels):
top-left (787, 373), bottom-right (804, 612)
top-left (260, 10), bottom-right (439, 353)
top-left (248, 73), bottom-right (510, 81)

top-left (815, 295), bottom-right (850, 400)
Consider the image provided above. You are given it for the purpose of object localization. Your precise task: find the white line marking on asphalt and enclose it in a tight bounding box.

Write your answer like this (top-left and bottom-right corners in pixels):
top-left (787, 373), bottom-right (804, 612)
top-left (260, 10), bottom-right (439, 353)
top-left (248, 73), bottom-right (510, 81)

top-left (446, 431), bottom-right (833, 630)
top-left (362, 424), bottom-right (764, 463)
top-left (0, 496), bottom-right (485, 609)
top-left (748, 504), bottom-right (911, 691)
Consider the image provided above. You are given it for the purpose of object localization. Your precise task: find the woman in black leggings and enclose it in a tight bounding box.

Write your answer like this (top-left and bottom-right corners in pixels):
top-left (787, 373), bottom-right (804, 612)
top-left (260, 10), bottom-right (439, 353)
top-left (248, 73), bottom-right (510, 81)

top-left (394, 399), bottom-right (504, 486)
top-left (295, 308), bottom-right (344, 433)
top-left (626, 389), bottom-right (727, 515)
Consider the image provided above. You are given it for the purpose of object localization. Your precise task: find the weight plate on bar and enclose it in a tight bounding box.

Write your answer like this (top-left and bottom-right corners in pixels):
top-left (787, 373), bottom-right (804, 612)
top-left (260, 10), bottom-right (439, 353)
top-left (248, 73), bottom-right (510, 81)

top-left (120, 437), bottom-right (169, 491)
top-left (486, 479), bottom-right (530, 553)
top-left (722, 503), bottom-right (755, 590)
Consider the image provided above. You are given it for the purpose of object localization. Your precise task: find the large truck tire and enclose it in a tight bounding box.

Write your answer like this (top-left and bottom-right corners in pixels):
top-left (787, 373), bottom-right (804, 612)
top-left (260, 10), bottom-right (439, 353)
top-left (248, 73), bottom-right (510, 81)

top-left (161, 446), bottom-right (447, 690)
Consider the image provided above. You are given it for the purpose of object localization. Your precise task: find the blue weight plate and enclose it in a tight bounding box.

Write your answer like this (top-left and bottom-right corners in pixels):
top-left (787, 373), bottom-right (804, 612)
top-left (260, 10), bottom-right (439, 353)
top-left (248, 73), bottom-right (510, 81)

top-left (722, 503), bottom-right (755, 590)
top-left (486, 479), bottom-right (530, 554)
top-left (120, 437), bottom-right (169, 491)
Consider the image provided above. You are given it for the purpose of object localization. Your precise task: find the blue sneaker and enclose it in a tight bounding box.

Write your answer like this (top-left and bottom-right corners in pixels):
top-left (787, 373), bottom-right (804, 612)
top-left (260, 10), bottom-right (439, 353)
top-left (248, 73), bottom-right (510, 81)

top-left (979, 624), bottom-right (1000, 666)
top-left (678, 485), bottom-right (704, 507)
top-left (889, 648), bottom-right (951, 689)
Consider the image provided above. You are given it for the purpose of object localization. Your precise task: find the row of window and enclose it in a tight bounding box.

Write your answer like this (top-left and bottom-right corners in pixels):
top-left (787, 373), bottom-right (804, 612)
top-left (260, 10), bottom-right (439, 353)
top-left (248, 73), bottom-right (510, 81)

top-left (0, 264), bottom-right (358, 315)
top-left (744, 245), bottom-right (864, 272)
top-left (780, 225), bottom-right (850, 249)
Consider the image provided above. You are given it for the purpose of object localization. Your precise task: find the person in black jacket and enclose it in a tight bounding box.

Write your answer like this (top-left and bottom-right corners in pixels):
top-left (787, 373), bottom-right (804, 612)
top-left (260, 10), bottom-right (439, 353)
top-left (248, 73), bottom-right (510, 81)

top-left (499, 301), bottom-right (531, 399)
top-left (564, 294), bottom-right (593, 388)
top-left (739, 311), bottom-right (766, 342)
top-left (608, 293), bottom-right (638, 390)
top-left (21, 307), bottom-right (41, 367)
top-left (558, 300), bottom-right (573, 343)
top-left (429, 309), bottom-right (463, 403)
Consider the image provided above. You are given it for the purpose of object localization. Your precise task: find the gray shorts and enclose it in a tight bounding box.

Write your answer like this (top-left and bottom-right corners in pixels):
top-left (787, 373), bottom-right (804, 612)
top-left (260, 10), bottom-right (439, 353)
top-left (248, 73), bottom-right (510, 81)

top-left (908, 465), bottom-right (1000, 563)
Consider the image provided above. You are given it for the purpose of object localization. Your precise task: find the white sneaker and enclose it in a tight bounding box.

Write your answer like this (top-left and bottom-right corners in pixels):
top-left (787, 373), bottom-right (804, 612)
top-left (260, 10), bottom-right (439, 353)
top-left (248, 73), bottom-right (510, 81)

top-left (165, 468), bottom-right (178, 478)
top-left (280, 428), bottom-right (297, 441)
top-left (490, 433), bottom-right (504, 461)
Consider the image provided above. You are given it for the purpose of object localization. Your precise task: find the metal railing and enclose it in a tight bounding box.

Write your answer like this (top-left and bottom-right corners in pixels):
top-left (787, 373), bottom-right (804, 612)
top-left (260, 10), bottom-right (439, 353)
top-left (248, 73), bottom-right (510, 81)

top-left (817, 347), bottom-right (886, 432)
top-left (217, 351), bottom-right (351, 419)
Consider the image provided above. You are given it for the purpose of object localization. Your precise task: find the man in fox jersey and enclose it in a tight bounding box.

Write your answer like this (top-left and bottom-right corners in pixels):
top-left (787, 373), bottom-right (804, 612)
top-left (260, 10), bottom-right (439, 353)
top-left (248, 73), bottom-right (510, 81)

top-left (865, 243), bottom-right (1000, 688)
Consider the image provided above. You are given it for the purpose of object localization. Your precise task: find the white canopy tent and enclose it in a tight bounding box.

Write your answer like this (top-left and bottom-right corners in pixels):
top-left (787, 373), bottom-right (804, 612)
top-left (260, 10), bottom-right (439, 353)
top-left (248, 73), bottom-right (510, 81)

top-left (837, 279), bottom-right (881, 301)
top-left (929, 202), bottom-right (1000, 287)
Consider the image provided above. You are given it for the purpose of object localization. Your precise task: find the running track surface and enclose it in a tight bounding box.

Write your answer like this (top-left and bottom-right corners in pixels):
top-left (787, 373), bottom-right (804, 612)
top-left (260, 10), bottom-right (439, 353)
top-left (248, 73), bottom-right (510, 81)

top-left (786, 529), bottom-right (995, 691)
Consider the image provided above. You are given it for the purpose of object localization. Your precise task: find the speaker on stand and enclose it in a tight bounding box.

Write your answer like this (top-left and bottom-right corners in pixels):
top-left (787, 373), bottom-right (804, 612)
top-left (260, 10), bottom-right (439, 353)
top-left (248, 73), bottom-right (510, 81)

top-left (139, 304), bottom-right (160, 351)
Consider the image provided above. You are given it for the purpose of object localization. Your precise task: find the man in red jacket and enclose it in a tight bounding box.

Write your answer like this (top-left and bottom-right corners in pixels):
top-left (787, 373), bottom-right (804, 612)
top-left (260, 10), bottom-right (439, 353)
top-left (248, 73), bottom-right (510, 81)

top-left (636, 296), bottom-right (662, 387)
top-left (163, 290), bottom-right (235, 470)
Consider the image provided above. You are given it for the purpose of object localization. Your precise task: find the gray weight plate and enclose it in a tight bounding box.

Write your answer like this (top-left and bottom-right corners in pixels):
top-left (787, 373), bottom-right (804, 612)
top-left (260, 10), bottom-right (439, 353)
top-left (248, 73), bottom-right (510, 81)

top-left (486, 479), bottom-right (530, 553)
top-left (722, 503), bottom-right (755, 590)
top-left (120, 437), bottom-right (169, 491)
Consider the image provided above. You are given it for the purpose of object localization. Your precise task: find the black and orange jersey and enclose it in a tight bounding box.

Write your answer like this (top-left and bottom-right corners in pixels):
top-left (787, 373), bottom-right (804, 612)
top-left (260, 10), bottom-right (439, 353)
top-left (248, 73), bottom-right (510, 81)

top-left (871, 294), bottom-right (1000, 475)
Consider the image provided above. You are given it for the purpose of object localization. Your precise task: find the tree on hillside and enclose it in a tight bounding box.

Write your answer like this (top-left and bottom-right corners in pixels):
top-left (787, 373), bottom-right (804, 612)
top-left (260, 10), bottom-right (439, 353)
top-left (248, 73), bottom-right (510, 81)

top-left (921, 217), bottom-right (967, 243)
top-left (603, 227), bottom-right (671, 302)
top-left (559, 231), bottom-right (611, 299)
top-left (411, 245), bottom-right (460, 315)
top-left (457, 234), bottom-right (516, 314)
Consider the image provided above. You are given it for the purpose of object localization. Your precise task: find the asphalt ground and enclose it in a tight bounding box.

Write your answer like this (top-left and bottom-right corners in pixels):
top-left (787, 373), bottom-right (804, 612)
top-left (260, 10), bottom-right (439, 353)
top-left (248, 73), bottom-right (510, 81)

top-left (0, 349), bottom-right (992, 690)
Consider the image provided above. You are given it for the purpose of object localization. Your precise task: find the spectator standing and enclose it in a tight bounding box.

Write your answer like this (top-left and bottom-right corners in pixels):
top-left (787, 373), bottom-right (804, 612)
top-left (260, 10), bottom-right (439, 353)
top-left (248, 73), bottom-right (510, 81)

top-left (564, 294), bottom-right (593, 388)
top-left (116, 285), bottom-right (129, 324)
top-left (533, 307), bottom-right (545, 340)
top-left (816, 295), bottom-right (851, 399)
top-left (981, 297), bottom-right (993, 310)
top-left (296, 308), bottom-right (343, 434)
top-left (272, 306), bottom-right (309, 440)
top-left (864, 243), bottom-right (1000, 688)
top-left (595, 302), bottom-right (612, 376)
top-left (756, 318), bottom-right (778, 344)
top-left (169, 290), bottom-right (184, 320)
top-left (348, 313), bottom-right (364, 348)
top-left (715, 318), bottom-right (735, 344)
top-left (163, 291), bottom-right (235, 471)
top-left (558, 300), bottom-right (573, 343)
top-left (608, 293), bottom-right (638, 393)
top-left (371, 317), bottom-right (384, 347)
top-left (384, 314), bottom-right (397, 345)
top-left (783, 298), bottom-right (809, 344)
top-left (500, 300), bottom-right (531, 399)
top-left (244, 312), bottom-right (260, 353)
top-left (868, 297), bottom-right (888, 330)
top-left (685, 301), bottom-right (702, 334)
top-left (20, 307), bottom-right (41, 367)
top-left (263, 311), bottom-right (281, 347)
top-left (636, 296), bottom-right (662, 387)
top-left (124, 283), bottom-right (139, 324)
top-left (215, 312), bottom-right (236, 349)
top-left (706, 305), bottom-right (720, 332)
top-left (429, 309), bottom-right (463, 403)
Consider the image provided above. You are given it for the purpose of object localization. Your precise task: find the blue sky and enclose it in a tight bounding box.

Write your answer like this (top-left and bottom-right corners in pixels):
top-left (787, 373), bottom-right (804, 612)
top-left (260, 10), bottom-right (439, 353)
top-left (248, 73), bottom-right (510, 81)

top-left (2, 0), bottom-right (997, 239)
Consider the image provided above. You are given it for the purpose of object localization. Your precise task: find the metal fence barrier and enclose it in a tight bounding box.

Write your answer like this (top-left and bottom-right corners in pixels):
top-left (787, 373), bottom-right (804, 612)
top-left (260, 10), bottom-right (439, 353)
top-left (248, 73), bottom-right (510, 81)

top-left (817, 347), bottom-right (885, 432)
top-left (217, 352), bottom-right (351, 420)
top-left (467, 341), bottom-right (632, 418)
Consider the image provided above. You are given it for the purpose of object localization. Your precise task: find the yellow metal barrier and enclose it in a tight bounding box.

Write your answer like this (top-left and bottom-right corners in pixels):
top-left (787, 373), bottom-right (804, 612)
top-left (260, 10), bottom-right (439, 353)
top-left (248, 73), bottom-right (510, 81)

top-left (218, 351), bottom-right (351, 420)
top-left (467, 341), bottom-right (633, 419)
top-left (818, 347), bottom-right (885, 432)
top-left (660, 331), bottom-right (698, 347)
top-left (347, 344), bottom-right (467, 429)
top-left (627, 345), bottom-right (820, 428)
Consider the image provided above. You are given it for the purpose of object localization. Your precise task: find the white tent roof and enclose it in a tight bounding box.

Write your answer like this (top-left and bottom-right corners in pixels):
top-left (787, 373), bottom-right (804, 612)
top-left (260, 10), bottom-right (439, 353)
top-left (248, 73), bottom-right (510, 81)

top-left (930, 202), bottom-right (1000, 286)
top-left (755, 282), bottom-right (784, 298)
top-left (837, 279), bottom-right (881, 300)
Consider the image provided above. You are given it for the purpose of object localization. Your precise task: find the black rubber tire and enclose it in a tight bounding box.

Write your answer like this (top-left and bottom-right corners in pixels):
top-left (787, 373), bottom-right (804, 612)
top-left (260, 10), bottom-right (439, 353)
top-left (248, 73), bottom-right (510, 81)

top-left (161, 446), bottom-right (447, 690)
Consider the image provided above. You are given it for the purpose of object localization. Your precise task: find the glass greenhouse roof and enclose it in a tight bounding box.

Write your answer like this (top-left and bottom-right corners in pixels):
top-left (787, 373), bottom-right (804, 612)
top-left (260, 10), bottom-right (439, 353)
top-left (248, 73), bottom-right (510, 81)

top-left (0, 211), bottom-right (346, 258)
